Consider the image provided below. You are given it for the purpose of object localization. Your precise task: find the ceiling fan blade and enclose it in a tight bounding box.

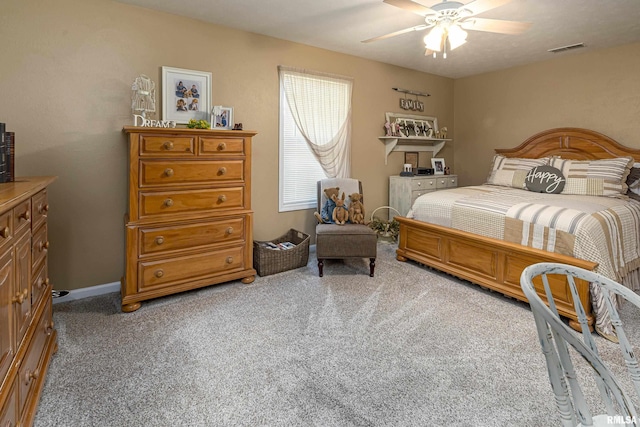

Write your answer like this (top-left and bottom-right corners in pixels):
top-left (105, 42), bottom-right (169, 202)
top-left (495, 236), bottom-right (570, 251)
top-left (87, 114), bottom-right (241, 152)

top-left (383, 0), bottom-right (435, 17)
top-left (362, 25), bottom-right (428, 43)
top-left (461, 18), bottom-right (532, 34)
top-left (463, 0), bottom-right (512, 16)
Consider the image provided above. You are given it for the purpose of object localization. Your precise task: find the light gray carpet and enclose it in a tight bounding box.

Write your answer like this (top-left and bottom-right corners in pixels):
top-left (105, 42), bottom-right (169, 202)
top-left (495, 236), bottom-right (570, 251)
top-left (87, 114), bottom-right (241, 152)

top-left (35, 242), bottom-right (639, 426)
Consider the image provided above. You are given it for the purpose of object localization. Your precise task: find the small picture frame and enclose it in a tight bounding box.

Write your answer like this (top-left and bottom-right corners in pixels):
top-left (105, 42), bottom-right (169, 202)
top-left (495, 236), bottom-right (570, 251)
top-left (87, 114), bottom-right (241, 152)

top-left (404, 152), bottom-right (419, 170)
top-left (161, 66), bottom-right (212, 124)
top-left (431, 158), bottom-right (446, 175)
top-left (211, 106), bottom-right (233, 129)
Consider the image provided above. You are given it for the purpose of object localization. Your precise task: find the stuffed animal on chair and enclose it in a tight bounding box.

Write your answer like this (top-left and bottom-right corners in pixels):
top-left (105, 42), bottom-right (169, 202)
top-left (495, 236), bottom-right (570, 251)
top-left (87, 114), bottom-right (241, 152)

top-left (348, 193), bottom-right (365, 224)
top-left (332, 192), bottom-right (349, 225)
top-left (314, 187), bottom-right (340, 224)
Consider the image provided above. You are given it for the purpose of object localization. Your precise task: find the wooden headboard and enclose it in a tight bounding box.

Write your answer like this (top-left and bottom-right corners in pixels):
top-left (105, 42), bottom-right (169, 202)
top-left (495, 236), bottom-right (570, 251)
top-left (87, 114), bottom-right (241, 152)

top-left (495, 128), bottom-right (640, 162)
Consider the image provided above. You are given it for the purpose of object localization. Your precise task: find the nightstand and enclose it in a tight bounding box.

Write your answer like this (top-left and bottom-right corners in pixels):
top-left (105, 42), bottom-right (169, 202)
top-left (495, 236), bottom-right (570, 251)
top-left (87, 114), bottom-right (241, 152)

top-left (389, 175), bottom-right (458, 217)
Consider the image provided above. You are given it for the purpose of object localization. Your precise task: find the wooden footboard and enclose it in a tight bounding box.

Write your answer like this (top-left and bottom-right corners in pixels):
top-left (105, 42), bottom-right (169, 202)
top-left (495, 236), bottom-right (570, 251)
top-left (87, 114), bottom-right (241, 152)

top-left (395, 216), bottom-right (598, 330)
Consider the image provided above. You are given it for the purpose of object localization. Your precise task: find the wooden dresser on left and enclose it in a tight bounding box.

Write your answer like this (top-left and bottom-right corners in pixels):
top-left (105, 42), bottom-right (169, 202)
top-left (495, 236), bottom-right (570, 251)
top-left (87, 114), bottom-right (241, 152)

top-left (122, 127), bottom-right (257, 313)
top-left (0, 177), bottom-right (57, 427)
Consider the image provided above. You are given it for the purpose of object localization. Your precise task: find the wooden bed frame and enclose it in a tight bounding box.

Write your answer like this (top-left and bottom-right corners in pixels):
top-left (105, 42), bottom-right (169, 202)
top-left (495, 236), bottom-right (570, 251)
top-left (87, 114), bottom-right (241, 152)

top-left (395, 128), bottom-right (640, 331)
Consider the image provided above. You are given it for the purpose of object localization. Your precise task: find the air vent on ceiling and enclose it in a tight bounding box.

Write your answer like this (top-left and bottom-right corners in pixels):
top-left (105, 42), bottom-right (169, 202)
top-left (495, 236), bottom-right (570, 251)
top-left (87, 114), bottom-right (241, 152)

top-left (548, 43), bottom-right (586, 54)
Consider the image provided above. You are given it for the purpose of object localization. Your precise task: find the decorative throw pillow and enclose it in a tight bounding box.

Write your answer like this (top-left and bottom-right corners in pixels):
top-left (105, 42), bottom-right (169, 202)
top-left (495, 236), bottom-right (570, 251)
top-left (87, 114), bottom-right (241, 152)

top-left (486, 155), bottom-right (550, 189)
top-left (626, 163), bottom-right (640, 201)
top-left (549, 156), bottom-right (634, 197)
top-left (525, 165), bottom-right (566, 194)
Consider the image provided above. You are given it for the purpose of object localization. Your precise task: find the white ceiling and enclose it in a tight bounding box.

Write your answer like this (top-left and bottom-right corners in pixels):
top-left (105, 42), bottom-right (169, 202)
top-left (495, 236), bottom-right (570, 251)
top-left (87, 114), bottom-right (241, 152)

top-left (115, 0), bottom-right (640, 78)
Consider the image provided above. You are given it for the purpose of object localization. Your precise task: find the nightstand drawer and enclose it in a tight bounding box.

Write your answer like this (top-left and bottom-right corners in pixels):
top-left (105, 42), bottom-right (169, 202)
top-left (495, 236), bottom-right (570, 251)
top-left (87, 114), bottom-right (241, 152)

top-left (140, 136), bottom-right (195, 156)
top-left (139, 217), bottom-right (245, 256)
top-left (199, 137), bottom-right (245, 155)
top-left (411, 178), bottom-right (436, 191)
top-left (140, 160), bottom-right (244, 187)
top-left (139, 245), bottom-right (245, 292)
top-left (411, 189), bottom-right (435, 205)
top-left (139, 187), bottom-right (245, 219)
top-left (436, 176), bottom-right (458, 188)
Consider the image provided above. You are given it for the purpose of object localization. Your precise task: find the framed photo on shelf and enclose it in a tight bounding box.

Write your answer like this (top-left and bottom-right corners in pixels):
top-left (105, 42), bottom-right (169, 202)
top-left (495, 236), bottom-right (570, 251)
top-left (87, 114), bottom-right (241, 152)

top-left (211, 106), bottom-right (233, 129)
top-left (162, 66), bottom-right (211, 124)
top-left (385, 112), bottom-right (438, 138)
top-left (404, 152), bottom-right (419, 170)
top-left (431, 157), bottom-right (446, 175)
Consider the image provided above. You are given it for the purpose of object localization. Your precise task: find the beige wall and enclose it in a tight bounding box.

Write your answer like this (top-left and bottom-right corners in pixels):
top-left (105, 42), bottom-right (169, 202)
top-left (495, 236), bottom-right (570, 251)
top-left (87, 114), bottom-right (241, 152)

top-left (1, 0), bottom-right (453, 290)
top-left (453, 42), bottom-right (640, 186)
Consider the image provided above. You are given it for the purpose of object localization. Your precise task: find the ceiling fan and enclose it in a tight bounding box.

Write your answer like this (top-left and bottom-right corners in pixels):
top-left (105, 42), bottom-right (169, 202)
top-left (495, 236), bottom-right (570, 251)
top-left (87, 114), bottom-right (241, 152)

top-left (362, 0), bottom-right (531, 58)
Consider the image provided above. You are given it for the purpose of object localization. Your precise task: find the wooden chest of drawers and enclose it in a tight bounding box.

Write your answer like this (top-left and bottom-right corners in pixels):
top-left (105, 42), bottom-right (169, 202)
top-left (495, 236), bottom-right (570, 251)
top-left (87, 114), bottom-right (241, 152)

top-left (0, 177), bottom-right (57, 427)
top-left (122, 127), bottom-right (256, 312)
top-left (389, 174), bottom-right (458, 217)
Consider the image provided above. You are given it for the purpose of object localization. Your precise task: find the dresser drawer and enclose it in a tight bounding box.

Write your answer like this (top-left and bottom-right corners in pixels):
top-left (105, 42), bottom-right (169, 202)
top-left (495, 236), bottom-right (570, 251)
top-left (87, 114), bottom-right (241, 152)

top-left (411, 178), bottom-right (436, 191)
top-left (31, 190), bottom-right (49, 232)
top-left (199, 137), bottom-right (245, 155)
top-left (140, 160), bottom-right (244, 187)
top-left (139, 188), bottom-right (244, 219)
top-left (140, 135), bottom-right (195, 157)
top-left (139, 217), bottom-right (245, 256)
top-left (31, 261), bottom-right (50, 311)
top-left (0, 211), bottom-right (12, 250)
top-left (139, 245), bottom-right (245, 292)
top-left (13, 199), bottom-right (31, 237)
top-left (0, 378), bottom-right (17, 427)
top-left (437, 176), bottom-right (458, 188)
top-left (32, 223), bottom-right (48, 270)
top-left (18, 301), bottom-right (52, 417)
top-left (411, 189), bottom-right (434, 205)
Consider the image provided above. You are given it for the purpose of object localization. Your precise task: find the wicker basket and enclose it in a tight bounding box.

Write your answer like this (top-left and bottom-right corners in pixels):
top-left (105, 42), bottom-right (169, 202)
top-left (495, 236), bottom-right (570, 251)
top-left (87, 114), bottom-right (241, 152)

top-left (253, 229), bottom-right (310, 276)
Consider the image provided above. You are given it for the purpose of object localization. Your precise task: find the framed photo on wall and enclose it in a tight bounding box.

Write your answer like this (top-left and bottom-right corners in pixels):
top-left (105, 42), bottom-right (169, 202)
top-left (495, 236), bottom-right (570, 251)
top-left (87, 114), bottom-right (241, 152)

top-left (211, 106), bottom-right (233, 129)
top-left (431, 157), bottom-right (446, 175)
top-left (404, 152), bottom-right (419, 170)
top-left (162, 66), bottom-right (212, 124)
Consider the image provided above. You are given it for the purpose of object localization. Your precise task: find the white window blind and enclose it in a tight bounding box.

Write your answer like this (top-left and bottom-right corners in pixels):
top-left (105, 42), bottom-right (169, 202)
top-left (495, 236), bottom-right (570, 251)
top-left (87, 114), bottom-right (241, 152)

top-left (278, 66), bottom-right (353, 212)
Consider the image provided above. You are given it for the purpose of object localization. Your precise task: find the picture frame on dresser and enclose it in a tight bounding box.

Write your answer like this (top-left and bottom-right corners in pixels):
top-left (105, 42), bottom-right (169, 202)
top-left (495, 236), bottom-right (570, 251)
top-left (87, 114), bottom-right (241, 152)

top-left (211, 106), bottom-right (233, 129)
top-left (161, 66), bottom-right (212, 124)
top-left (431, 157), bottom-right (445, 175)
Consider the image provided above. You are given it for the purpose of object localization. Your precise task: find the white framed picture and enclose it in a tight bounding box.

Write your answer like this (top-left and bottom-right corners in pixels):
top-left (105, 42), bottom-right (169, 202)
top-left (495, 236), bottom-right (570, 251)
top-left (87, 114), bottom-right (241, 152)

top-left (211, 106), bottom-right (233, 129)
top-left (431, 157), bottom-right (446, 175)
top-left (162, 66), bottom-right (211, 124)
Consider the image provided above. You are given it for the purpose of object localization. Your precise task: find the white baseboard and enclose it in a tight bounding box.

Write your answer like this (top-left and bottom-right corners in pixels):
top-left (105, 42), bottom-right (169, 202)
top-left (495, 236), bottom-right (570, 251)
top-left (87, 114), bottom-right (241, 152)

top-left (52, 281), bottom-right (120, 304)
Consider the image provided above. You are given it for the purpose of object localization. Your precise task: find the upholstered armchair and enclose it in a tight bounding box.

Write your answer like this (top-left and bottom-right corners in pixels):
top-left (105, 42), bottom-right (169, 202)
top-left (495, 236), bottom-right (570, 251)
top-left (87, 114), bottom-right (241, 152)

top-left (315, 178), bottom-right (378, 277)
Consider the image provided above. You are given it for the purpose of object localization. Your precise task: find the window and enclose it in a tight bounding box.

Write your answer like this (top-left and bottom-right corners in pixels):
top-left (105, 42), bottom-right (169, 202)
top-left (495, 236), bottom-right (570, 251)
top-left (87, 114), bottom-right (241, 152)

top-left (278, 66), bottom-right (352, 212)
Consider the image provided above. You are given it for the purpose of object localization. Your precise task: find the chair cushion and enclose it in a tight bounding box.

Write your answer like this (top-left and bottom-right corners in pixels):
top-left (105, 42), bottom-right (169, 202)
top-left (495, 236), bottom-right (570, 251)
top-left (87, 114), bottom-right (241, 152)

top-left (316, 224), bottom-right (377, 259)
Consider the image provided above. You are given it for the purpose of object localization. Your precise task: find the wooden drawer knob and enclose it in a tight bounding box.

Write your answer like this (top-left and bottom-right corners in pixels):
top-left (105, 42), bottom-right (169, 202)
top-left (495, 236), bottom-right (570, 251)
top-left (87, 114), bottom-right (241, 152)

top-left (218, 167), bottom-right (227, 175)
top-left (38, 277), bottom-right (50, 288)
top-left (163, 141), bottom-right (174, 150)
top-left (19, 210), bottom-right (30, 220)
top-left (155, 236), bottom-right (165, 245)
top-left (39, 203), bottom-right (50, 214)
top-left (46, 321), bottom-right (55, 336)
top-left (218, 195), bottom-right (227, 203)
top-left (217, 142), bottom-right (226, 151)
top-left (164, 168), bottom-right (174, 177)
top-left (154, 269), bottom-right (164, 278)
top-left (226, 256), bottom-right (233, 264)
top-left (226, 227), bottom-right (234, 235)
top-left (12, 289), bottom-right (27, 304)
top-left (25, 368), bottom-right (39, 385)
top-left (164, 198), bottom-right (174, 207)
top-left (40, 241), bottom-right (50, 252)
top-left (0, 227), bottom-right (9, 238)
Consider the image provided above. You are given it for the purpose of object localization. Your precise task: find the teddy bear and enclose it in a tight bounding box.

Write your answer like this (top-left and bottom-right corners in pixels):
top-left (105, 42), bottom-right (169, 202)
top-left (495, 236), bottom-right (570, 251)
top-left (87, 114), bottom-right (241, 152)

top-left (348, 193), bottom-right (365, 224)
top-left (332, 192), bottom-right (349, 225)
top-left (314, 186), bottom-right (340, 224)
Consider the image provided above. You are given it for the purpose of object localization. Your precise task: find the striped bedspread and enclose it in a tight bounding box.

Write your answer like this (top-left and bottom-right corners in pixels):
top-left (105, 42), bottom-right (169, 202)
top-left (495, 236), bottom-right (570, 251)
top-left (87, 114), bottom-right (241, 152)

top-left (408, 185), bottom-right (640, 336)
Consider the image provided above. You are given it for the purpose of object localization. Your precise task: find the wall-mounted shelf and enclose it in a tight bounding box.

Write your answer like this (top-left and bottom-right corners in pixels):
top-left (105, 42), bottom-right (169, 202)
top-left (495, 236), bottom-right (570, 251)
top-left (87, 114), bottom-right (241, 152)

top-left (379, 136), bottom-right (452, 164)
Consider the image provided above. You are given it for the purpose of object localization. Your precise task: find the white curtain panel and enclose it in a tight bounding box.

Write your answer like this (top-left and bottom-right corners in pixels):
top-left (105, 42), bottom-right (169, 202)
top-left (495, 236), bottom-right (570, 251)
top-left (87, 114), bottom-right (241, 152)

top-left (279, 66), bottom-right (353, 178)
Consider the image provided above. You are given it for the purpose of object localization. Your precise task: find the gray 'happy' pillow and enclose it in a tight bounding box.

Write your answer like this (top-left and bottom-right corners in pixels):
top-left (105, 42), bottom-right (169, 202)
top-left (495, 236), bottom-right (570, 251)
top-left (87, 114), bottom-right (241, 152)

top-left (525, 165), bottom-right (566, 194)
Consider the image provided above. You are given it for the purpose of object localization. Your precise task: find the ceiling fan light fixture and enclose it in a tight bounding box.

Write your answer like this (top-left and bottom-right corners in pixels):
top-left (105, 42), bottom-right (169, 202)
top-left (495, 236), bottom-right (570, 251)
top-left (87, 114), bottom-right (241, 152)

top-left (447, 24), bottom-right (468, 50)
top-left (424, 26), bottom-right (444, 51)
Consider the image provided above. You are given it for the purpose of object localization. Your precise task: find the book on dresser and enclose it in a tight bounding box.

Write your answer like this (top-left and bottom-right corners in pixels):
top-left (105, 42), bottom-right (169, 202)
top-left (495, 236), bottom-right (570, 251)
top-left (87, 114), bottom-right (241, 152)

top-left (121, 127), bottom-right (257, 313)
